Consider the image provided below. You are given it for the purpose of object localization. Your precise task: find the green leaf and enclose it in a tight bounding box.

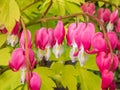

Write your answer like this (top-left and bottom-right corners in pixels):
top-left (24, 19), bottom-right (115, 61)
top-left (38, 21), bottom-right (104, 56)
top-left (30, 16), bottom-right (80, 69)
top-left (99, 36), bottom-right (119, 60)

top-left (0, 47), bottom-right (11, 65)
top-left (0, 34), bottom-right (7, 47)
top-left (50, 62), bottom-right (64, 74)
top-left (66, 0), bottom-right (85, 4)
top-left (83, 54), bottom-right (99, 71)
top-left (65, 1), bottom-right (82, 14)
top-left (76, 66), bottom-right (101, 90)
top-left (0, 0), bottom-right (20, 32)
top-left (61, 65), bottom-right (78, 90)
top-left (0, 70), bottom-right (24, 90)
top-left (34, 67), bottom-right (56, 90)
top-left (98, 1), bottom-right (104, 7)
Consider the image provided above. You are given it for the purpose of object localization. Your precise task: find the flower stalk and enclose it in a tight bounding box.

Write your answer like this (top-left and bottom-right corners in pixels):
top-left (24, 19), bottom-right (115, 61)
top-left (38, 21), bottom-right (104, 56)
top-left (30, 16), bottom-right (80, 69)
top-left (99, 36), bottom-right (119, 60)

top-left (20, 18), bottom-right (32, 90)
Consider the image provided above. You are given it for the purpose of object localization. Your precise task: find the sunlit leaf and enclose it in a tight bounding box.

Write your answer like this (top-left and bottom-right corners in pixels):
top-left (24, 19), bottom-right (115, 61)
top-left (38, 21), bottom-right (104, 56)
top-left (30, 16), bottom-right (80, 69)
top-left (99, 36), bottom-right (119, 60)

top-left (76, 65), bottom-right (101, 90)
top-left (0, 34), bottom-right (7, 47)
top-left (0, 47), bottom-right (11, 65)
top-left (0, 0), bottom-right (20, 32)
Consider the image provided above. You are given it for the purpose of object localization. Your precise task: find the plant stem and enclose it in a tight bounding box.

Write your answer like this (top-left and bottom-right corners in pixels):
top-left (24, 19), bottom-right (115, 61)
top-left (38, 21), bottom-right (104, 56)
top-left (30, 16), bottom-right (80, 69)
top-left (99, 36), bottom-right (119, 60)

top-left (41, 0), bottom-right (53, 18)
top-left (21, 18), bottom-right (32, 90)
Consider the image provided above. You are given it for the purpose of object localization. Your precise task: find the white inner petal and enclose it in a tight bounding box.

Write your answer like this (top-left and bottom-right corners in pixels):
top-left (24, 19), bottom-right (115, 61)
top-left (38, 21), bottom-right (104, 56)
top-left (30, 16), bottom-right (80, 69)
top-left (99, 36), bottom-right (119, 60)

top-left (7, 35), bottom-right (18, 47)
top-left (70, 42), bottom-right (78, 62)
top-left (20, 67), bottom-right (26, 84)
top-left (37, 48), bottom-right (44, 61)
top-left (44, 46), bottom-right (51, 61)
top-left (53, 42), bottom-right (64, 58)
top-left (78, 45), bottom-right (85, 67)
top-left (106, 22), bottom-right (114, 32)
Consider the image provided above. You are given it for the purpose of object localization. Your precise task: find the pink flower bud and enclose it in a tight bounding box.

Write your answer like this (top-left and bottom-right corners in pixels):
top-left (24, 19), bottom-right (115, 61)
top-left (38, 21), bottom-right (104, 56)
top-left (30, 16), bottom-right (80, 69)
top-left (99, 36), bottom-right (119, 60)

top-left (19, 30), bottom-right (32, 49)
top-left (26, 72), bottom-right (42, 90)
top-left (98, 8), bottom-right (111, 23)
top-left (109, 81), bottom-right (116, 90)
top-left (81, 3), bottom-right (95, 15)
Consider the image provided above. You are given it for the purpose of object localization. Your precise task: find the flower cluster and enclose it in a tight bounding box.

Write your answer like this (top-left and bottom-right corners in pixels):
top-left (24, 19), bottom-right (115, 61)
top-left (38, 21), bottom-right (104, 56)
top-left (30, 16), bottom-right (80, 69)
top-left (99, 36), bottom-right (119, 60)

top-left (81, 3), bottom-right (120, 90)
top-left (6, 2), bottom-right (120, 90)
top-left (9, 29), bottom-right (41, 90)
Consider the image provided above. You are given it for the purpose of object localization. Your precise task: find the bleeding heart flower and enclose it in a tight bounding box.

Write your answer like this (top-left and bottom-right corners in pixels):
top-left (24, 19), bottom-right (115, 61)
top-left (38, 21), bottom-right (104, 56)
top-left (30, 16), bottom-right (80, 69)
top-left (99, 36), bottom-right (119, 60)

top-left (87, 32), bottom-right (107, 54)
top-left (81, 2), bottom-right (95, 15)
top-left (53, 20), bottom-right (65, 58)
top-left (26, 72), bottom-right (42, 90)
top-left (97, 8), bottom-right (111, 23)
top-left (7, 21), bottom-right (20, 47)
top-left (107, 10), bottom-right (118, 32)
top-left (96, 52), bottom-right (118, 72)
top-left (35, 28), bottom-right (48, 50)
top-left (107, 31), bottom-right (118, 50)
top-left (9, 48), bottom-right (36, 84)
top-left (74, 22), bottom-right (95, 66)
top-left (66, 22), bottom-right (85, 62)
top-left (19, 30), bottom-right (32, 49)
top-left (102, 70), bottom-right (114, 89)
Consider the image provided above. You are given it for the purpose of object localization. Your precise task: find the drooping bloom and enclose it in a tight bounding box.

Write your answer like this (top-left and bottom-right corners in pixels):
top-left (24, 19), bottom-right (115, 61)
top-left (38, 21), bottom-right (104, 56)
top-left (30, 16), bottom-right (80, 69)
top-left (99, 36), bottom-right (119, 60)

top-left (19, 30), bottom-right (32, 49)
top-left (97, 8), bottom-right (111, 23)
top-left (9, 48), bottom-right (36, 84)
top-left (107, 10), bottom-right (118, 31)
top-left (74, 22), bottom-right (95, 66)
top-left (96, 52), bottom-right (118, 73)
top-left (81, 2), bottom-right (95, 15)
top-left (7, 22), bottom-right (20, 47)
top-left (78, 23), bottom-right (95, 66)
top-left (26, 72), bottom-right (42, 90)
top-left (107, 31), bottom-right (118, 50)
top-left (66, 23), bottom-right (85, 62)
top-left (35, 27), bottom-right (48, 60)
top-left (53, 20), bottom-right (65, 58)
top-left (89, 32), bottom-right (107, 54)
top-left (101, 70), bottom-right (114, 89)
top-left (35, 28), bottom-right (55, 60)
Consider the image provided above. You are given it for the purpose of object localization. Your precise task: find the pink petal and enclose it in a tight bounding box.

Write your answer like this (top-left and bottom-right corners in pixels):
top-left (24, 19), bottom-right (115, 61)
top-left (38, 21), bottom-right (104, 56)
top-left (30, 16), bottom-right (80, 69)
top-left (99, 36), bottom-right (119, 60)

top-left (20, 30), bottom-right (32, 49)
top-left (9, 48), bottom-right (25, 71)
top-left (110, 10), bottom-right (118, 23)
top-left (81, 23), bottom-right (95, 50)
top-left (91, 32), bottom-right (107, 53)
top-left (11, 21), bottom-right (20, 35)
top-left (74, 22), bottom-right (86, 48)
top-left (29, 72), bottom-right (42, 90)
top-left (48, 28), bottom-right (55, 47)
top-left (107, 31), bottom-right (118, 50)
top-left (35, 28), bottom-right (48, 50)
top-left (102, 70), bottom-right (114, 89)
top-left (54, 20), bottom-right (65, 44)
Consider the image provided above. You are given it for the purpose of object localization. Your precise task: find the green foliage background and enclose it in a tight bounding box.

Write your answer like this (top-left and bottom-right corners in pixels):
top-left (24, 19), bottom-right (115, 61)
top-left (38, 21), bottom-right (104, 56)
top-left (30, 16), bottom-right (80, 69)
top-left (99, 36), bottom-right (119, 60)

top-left (0, 0), bottom-right (120, 90)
